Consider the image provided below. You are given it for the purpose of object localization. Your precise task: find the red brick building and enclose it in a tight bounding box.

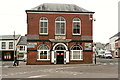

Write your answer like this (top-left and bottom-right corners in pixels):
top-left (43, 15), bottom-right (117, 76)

top-left (26, 3), bottom-right (95, 64)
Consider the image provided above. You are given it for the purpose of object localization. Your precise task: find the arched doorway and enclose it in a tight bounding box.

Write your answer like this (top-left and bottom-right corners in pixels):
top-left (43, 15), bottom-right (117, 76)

top-left (51, 43), bottom-right (69, 64)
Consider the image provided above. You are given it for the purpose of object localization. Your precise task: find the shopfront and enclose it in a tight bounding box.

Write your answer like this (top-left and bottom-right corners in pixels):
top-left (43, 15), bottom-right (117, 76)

top-left (2, 51), bottom-right (14, 61)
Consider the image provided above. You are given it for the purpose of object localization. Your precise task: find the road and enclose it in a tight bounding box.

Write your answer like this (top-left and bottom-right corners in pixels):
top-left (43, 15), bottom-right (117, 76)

top-left (1, 58), bottom-right (118, 78)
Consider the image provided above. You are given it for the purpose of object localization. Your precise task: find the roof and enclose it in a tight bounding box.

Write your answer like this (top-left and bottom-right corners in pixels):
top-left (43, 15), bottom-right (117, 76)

top-left (18, 36), bottom-right (27, 45)
top-left (0, 35), bottom-right (21, 40)
top-left (26, 3), bottom-right (95, 13)
top-left (110, 32), bottom-right (120, 39)
top-left (115, 38), bottom-right (120, 42)
top-left (105, 43), bottom-right (109, 46)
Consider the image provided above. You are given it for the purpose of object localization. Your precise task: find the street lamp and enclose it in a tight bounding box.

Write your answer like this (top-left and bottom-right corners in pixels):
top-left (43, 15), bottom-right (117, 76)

top-left (16, 45), bottom-right (19, 66)
top-left (94, 42), bottom-right (96, 64)
top-left (13, 31), bottom-right (19, 66)
top-left (13, 31), bottom-right (16, 66)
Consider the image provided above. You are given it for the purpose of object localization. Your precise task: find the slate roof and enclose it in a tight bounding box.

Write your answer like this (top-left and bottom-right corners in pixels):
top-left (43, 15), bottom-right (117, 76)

top-left (26, 3), bottom-right (94, 13)
top-left (18, 36), bottom-right (27, 45)
top-left (110, 32), bottom-right (120, 39)
top-left (0, 35), bottom-right (21, 40)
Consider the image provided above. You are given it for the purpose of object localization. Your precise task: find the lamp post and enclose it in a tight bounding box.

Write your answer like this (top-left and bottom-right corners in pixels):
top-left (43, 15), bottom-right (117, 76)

top-left (13, 31), bottom-right (16, 66)
top-left (17, 45), bottom-right (19, 66)
top-left (94, 42), bottom-right (96, 64)
top-left (13, 31), bottom-right (19, 66)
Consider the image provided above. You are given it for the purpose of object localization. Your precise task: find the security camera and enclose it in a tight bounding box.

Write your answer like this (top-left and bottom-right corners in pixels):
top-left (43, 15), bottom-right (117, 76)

top-left (89, 18), bottom-right (96, 21)
top-left (93, 18), bottom-right (96, 21)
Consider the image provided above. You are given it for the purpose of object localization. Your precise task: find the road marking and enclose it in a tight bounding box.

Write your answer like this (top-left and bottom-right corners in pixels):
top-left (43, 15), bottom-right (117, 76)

top-left (103, 63), bottom-right (107, 65)
top-left (115, 63), bottom-right (118, 65)
top-left (4, 66), bottom-right (9, 68)
top-left (110, 63), bottom-right (114, 65)
top-left (73, 74), bottom-right (77, 75)
top-left (28, 75), bottom-right (46, 78)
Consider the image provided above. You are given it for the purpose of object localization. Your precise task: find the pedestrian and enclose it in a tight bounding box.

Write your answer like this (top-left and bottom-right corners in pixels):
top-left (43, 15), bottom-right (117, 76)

top-left (13, 56), bottom-right (19, 66)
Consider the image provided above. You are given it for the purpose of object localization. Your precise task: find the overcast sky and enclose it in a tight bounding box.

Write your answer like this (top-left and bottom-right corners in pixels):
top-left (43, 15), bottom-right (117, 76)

top-left (0, 0), bottom-right (119, 44)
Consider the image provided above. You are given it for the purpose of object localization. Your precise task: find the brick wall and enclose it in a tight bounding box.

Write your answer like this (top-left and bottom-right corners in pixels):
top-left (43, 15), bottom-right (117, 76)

top-left (27, 12), bottom-right (93, 64)
top-left (27, 42), bottom-right (93, 64)
top-left (27, 13), bottom-right (93, 40)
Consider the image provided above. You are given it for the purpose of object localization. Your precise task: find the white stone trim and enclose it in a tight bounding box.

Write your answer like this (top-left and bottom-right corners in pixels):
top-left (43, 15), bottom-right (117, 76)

top-left (27, 12), bottom-right (94, 15)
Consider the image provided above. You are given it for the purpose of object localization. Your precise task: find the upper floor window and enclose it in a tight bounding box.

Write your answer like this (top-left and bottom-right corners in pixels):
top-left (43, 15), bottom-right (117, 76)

top-left (40, 17), bottom-right (48, 35)
top-left (20, 46), bottom-right (25, 51)
top-left (2, 42), bottom-right (6, 49)
top-left (55, 17), bottom-right (66, 35)
top-left (73, 18), bottom-right (81, 35)
top-left (9, 42), bottom-right (13, 49)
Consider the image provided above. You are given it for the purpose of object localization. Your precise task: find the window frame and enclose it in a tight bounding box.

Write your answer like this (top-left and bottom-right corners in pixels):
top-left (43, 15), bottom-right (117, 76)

top-left (9, 42), bottom-right (13, 49)
top-left (71, 50), bottom-right (83, 60)
top-left (55, 16), bottom-right (66, 35)
top-left (37, 44), bottom-right (50, 61)
top-left (39, 17), bottom-right (48, 35)
top-left (70, 45), bottom-right (83, 60)
top-left (72, 18), bottom-right (81, 35)
top-left (2, 42), bottom-right (6, 49)
top-left (20, 45), bottom-right (25, 51)
top-left (37, 50), bottom-right (50, 60)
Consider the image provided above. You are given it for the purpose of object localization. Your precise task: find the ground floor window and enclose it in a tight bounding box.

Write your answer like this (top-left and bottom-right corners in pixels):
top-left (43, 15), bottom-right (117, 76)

top-left (37, 44), bottom-right (50, 60)
top-left (71, 50), bottom-right (83, 60)
top-left (18, 53), bottom-right (24, 60)
top-left (70, 44), bottom-right (83, 60)
top-left (38, 50), bottom-right (50, 60)
top-left (4, 52), bottom-right (11, 60)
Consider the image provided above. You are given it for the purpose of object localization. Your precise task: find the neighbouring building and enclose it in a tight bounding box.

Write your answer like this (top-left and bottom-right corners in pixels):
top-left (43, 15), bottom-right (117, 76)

top-left (93, 42), bottom-right (105, 56)
top-left (109, 32), bottom-right (120, 54)
top-left (104, 43), bottom-right (110, 51)
top-left (17, 36), bottom-right (27, 61)
top-left (26, 3), bottom-right (95, 64)
top-left (114, 38), bottom-right (120, 57)
top-left (0, 35), bottom-right (21, 61)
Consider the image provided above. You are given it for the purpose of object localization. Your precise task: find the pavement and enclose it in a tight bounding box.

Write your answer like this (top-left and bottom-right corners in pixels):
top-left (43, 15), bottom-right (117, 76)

top-left (1, 58), bottom-right (119, 78)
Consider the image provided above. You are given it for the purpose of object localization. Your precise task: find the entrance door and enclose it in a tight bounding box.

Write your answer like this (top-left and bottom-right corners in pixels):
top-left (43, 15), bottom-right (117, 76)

top-left (56, 51), bottom-right (64, 64)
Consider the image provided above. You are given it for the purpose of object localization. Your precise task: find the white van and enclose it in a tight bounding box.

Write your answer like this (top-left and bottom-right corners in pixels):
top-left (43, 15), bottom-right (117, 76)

top-left (98, 49), bottom-right (105, 58)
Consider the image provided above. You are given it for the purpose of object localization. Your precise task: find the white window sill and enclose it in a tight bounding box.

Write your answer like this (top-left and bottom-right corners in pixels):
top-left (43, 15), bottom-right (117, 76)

top-left (71, 59), bottom-right (83, 61)
top-left (55, 34), bottom-right (66, 36)
top-left (40, 33), bottom-right (48, 35)
top-left (37, 59), bottom-right (50, 61)
top-left (72, 34), bottom-right (81, 36)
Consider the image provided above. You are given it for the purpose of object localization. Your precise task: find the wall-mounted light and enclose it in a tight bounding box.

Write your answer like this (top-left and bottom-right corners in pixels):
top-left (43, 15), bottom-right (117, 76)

top-left (89, 14), bottom-right (96, 21)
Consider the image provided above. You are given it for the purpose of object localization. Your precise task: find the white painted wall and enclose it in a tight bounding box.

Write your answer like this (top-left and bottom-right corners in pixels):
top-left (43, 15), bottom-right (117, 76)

top-left (17, 45), bottom-right (27, 53)
top-left (0, 40), bottom-right (18, 51)
top-left (109, 36), bottom-right (119, 51)
top-left (0, 36), bottom-right (21, 51)
top-left (17, 45), bottom-right (27, 61)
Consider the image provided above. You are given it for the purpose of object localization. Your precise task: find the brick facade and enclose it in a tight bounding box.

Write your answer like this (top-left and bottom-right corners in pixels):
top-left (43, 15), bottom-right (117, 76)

top-left (26, 11), bottom-right (94, 65)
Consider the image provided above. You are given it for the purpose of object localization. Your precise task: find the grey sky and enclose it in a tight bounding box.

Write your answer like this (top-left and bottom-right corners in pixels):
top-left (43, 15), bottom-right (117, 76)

top-left (0, 0), bottom-right (119, 43)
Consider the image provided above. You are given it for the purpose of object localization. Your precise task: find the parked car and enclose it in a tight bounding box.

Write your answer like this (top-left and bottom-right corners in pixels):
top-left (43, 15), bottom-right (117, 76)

top-left (103, 51), bottom-right (112, 59)
top-left (98, 50), bottom-right (105, 58)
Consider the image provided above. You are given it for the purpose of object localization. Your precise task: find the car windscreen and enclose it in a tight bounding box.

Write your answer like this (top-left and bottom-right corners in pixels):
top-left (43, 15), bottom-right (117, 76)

top-left (105, 53), bottom-right (111, 55)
